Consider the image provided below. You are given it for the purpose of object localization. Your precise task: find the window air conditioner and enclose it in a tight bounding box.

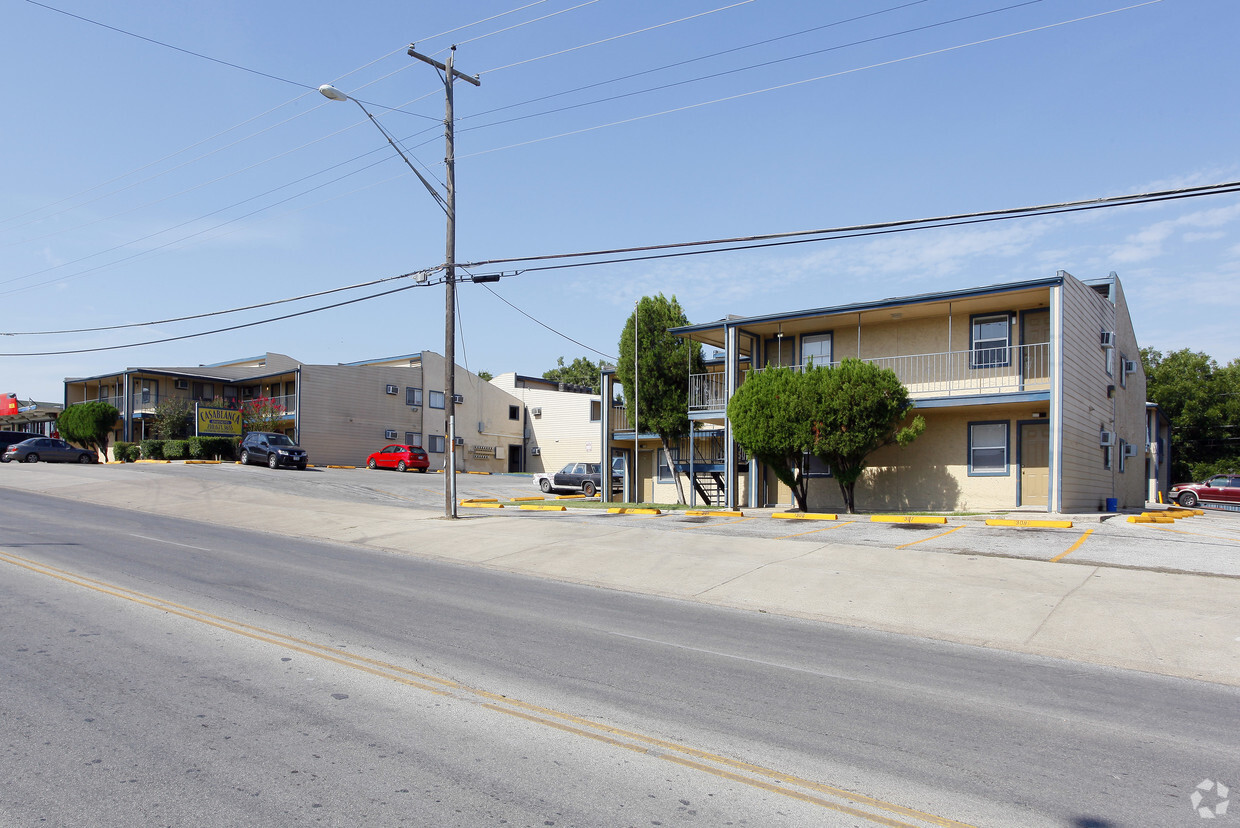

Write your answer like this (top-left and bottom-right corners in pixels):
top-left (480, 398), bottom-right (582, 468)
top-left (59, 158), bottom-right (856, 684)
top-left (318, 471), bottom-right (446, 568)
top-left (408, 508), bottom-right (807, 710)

top-left (385, 429), bottom-right (397, 440)
top-left (531, 407), bottom-right (542, 416)
top-left (385, 384), bottom-right (398, 395)
top-left (453, 436), bottom-right (464, 446)
top-left (1123, 443), bottom-right (1139, 458)
top-left (1123, 359), bottom-right (1138, 374)
top-left (1099, 331), bottom-right (1116, 349)
top-left (175, 379), bottom-right (189, 390)
top-left (531, 447), bottom-right (541, 456)
top-left (452, 394), bottom-right (464, 405)
top-left (1099, 430), bottom-right (1115, 447)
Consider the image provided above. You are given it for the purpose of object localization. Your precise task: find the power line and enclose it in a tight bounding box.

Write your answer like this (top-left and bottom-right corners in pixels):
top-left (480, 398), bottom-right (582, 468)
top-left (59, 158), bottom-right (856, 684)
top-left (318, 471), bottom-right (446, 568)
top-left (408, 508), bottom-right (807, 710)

top-left (1, 268), bottom-right (442, 336)
top-left (472, 277), bottom-right (616, 361)
top-left (458, 179), bottom-right (1240, 271)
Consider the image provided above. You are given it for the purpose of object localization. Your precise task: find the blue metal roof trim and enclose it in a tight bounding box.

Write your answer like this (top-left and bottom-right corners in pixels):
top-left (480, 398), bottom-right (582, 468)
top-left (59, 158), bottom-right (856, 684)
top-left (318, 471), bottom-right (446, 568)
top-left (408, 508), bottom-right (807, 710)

top-left (912, 391), bottom-right (1051, 409)
top-left (670, 276), bottom-right (1065, 335)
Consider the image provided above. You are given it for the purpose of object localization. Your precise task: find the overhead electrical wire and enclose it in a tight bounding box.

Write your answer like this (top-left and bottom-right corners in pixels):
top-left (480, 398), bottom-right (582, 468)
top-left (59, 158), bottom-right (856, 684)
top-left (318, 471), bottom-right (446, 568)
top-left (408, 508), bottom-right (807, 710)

top-left (463, 270), bottom-right (617, 361)
top-left (5, 178), bottom-right (1236, 357)
top-left (457, 0), bottom-right (1166, 162)
top-left (8, 0), bottom-right (1164, 305)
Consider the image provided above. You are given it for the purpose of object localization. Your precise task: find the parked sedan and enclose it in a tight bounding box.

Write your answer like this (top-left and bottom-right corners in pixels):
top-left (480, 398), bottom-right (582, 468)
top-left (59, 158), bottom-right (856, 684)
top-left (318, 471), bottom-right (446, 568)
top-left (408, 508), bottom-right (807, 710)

top-left (3, 437), bottom-right (97, 464)
top-left (1170, 474), bottom-right (1240, 508)
top-left (366, 444), bottom-right (430, 473)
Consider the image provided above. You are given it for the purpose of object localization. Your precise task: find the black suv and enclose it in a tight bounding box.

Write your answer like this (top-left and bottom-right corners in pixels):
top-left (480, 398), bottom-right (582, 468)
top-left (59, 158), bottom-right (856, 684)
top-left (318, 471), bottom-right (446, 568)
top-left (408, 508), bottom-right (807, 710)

top-left (0, 431), bottom-right (38, 463)
top-left (239, 432), bottom-right (308, 470)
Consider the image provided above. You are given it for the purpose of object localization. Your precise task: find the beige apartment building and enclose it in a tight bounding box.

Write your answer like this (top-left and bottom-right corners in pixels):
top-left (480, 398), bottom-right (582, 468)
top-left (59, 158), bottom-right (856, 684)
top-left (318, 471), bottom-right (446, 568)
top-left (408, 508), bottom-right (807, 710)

top-left (602, 271), bottom-right (1156, 513)
top-left (64, 351), bottom-right (524, 470)
top-left (488, 373), bottom-right (609, 475)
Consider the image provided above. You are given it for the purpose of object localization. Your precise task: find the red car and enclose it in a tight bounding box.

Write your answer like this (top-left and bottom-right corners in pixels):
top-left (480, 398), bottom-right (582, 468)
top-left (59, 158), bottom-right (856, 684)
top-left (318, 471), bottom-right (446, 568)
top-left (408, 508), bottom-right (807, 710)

top-left (1169, 474), bottom-right (1240, 508)
top-left (365, 444), bottom-right (430, 473)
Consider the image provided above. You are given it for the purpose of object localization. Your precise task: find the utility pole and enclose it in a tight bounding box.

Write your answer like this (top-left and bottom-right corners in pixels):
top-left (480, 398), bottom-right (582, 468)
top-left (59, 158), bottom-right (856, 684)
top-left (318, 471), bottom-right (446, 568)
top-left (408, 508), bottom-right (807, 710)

top-left (408, 44), bottom-right (480, 519)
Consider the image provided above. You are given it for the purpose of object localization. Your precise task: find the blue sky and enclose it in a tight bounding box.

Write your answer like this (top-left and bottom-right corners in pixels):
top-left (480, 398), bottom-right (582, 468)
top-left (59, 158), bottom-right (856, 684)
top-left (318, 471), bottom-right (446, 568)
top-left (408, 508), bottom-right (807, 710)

top-left (3, 0), bottom-right (1237, 401)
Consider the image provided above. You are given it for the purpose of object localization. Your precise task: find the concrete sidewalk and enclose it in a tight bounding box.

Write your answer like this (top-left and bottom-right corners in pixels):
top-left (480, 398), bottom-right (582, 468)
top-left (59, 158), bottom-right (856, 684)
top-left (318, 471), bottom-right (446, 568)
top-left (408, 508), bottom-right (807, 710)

top-left (7, 465), bottom-right (1239, 687)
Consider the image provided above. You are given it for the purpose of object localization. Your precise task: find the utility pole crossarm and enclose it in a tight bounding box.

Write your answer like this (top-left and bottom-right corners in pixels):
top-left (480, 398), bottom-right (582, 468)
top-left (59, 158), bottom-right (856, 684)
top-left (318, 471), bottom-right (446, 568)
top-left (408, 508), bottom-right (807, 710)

top-left (407, 44), bottom-right (482, 86)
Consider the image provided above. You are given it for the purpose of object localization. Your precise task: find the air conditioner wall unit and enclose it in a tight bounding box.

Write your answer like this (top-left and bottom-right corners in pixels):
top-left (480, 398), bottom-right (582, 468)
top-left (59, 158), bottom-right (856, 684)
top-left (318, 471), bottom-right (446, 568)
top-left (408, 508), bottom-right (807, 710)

top-left (1123, 443), bottom-right (1139, 457)
top-left (1099, 430), bottom-right (1115, 447)
top-left (1099, 331), bottom-right (1116, 348)
top-left (531, 447), bottom-right (541, 456)
top-left (174, 379), bottom-right (189, 390)
top-left (531, 407), bottom-right (542, 416)
top-left (385, 429), bottom-right (397, 440)
top-left (453, 436), bottom-right (464, 446)
top-left (385, 384), bottom-right (398, 395)
top-left (452, 394), bottom-right (464, 405)
top-left (1123, 359), bottom-right (1138, 374)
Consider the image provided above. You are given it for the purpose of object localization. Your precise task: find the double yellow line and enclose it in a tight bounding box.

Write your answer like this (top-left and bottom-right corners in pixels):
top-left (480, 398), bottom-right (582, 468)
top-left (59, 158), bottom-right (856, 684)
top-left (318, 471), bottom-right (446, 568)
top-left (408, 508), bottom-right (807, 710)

top-left (1, 548), bottom-right (975, 828)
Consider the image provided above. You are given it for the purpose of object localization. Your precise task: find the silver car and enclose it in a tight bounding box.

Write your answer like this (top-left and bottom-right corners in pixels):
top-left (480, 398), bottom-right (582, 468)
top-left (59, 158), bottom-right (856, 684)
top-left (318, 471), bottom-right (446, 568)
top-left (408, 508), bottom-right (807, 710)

top-left (3, 437), bottom-right (97, 464)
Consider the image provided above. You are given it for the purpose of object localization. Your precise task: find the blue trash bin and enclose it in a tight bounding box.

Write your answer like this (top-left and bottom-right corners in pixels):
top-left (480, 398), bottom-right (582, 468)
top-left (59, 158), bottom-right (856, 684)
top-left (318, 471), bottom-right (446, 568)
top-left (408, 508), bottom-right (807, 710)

top-left (1105, 497), bottom-right (1118, 512)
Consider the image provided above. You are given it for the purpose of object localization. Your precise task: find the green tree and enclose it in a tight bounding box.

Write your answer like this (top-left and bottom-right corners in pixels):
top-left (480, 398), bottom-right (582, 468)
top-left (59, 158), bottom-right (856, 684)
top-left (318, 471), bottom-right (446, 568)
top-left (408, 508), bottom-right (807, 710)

top-left (477, 370), bottom-right (494, 382)
top-left (806, 359), bottom-right (925, 513)
top-left (616, 294), bottom-right (704, 504)
top-left (56, 401), bottom-right (118, 459)
top-left (151, 397), bottom-right (194, 439)
top-left (727, 366), bottom-right (817, 511)
top-left (543, 356), bottom-right (603, 394)
top-left (1142, 347), bottom-right (1240, 481)
top-left (241, 396), bottom-right (287, 434)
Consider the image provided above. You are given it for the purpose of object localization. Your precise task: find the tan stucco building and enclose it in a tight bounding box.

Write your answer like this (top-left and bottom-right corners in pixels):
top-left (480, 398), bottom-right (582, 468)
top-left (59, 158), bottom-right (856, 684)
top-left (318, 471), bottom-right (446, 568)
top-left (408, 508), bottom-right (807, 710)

top-left (64, 351), bottom-right (524, 470)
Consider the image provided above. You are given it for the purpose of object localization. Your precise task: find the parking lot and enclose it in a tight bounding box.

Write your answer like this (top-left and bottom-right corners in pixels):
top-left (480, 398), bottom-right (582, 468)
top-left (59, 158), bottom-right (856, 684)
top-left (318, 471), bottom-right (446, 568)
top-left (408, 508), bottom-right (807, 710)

top-left (19, 460), bottom-right (1234, 579)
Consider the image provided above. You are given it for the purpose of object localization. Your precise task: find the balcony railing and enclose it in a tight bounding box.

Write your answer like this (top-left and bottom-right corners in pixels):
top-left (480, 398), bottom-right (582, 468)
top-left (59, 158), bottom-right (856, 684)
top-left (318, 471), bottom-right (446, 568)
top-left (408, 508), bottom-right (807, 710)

top-left (69, 393), bottom-right (296, 419)
top-left (688, 343), bottom-right (1051, 411)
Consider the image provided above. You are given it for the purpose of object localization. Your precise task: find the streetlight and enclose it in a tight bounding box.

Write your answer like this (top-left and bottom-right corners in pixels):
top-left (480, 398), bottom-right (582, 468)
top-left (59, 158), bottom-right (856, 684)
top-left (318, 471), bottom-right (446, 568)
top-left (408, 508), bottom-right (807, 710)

top-left (319, 53), bottom-right (478, 518)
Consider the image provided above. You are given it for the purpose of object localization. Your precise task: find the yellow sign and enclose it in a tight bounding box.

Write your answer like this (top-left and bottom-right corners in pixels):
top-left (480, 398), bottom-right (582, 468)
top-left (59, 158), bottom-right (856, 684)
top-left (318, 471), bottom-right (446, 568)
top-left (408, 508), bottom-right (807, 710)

top-left (197, 406), bottom-right (242, 436)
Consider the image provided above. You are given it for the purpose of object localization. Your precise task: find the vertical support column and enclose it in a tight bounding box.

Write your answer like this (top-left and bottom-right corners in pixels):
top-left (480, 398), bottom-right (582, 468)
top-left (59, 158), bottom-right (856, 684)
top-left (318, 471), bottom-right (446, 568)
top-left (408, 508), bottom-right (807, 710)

top-left (723, 324), bottom-right (738, 509)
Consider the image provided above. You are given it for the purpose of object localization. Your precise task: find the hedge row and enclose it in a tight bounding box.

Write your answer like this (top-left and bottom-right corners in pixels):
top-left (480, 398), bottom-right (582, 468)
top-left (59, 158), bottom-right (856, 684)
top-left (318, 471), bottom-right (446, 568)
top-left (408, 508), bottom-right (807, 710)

top-left (124, 437), bottom-right (238, 461)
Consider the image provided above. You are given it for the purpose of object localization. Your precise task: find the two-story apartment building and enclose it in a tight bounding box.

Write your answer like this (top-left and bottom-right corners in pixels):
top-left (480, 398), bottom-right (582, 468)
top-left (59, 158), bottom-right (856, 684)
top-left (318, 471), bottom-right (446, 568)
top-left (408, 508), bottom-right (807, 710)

top-left (487, 373), bottom-right (605, 475)
top-left (64, 351), bottom-right (524, 469)
top-left (601, 271), bottom-right (1154, 513)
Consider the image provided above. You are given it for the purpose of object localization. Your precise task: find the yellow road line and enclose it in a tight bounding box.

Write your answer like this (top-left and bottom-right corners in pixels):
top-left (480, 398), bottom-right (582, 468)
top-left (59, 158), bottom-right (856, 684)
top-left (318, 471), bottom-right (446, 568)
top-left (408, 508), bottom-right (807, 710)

top-left (775, 520), bottom-right (858, 540)
top-left (0, 548), bottom-right (974, 828)
top-left (1051, 529), bottom-right (1094, 562)
top-left (895, 525), bottom-right (964, 549)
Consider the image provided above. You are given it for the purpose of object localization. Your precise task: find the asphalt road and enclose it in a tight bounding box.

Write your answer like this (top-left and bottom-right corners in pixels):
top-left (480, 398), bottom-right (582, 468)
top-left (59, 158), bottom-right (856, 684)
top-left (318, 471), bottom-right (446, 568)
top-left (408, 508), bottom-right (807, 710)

top-left (2, 490), bottom-right (1236, 827)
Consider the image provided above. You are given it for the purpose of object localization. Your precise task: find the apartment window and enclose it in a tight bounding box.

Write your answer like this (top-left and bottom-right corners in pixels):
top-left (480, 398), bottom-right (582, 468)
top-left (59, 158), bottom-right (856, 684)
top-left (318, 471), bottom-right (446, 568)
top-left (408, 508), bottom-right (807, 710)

top-left (1118, 439), bottom-right (1128, 473)
top-left (801, 332), bottom-right (833, 369)
top-left (1105, 346), bottom-right (1115, 377)
top-left (1102, 443), bottom-right (1112, 470)
top-left (509, 405), bottom-right (520, 420)
top-left (802, 453), bottom-right (833, 478)
top-left (140, 379), bottom-right (158, 405)
top-left (589, 400), bottom-right (601, 422)
top-left (429, 390), bottom-right (445, 409)
top-left (192, 382), bottom-right (214, 401)
top-left (428, 434), bottom-right (445, 453)
top-left (970, 313), bottom-right (1012, 368)
top-left (406, 387), bottom-right (423, 407)
top-left (1118, 353), bottom-right (1127, 388)
top-left (968, 421), bottom-right (1009, 475)
top-left (656, 451), bottom-right (673, 482)
top-left (405, 432), bottom-right (422, 447)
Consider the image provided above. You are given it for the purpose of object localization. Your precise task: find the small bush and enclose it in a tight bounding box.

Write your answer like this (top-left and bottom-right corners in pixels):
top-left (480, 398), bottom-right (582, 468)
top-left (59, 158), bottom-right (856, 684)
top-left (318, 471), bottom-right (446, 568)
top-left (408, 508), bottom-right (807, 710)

top-left (124, 444), bottom-right (142, 462)
top-left (113, 441), bottom-right (133, 462)
top-left (187, 437), bottom-right (206, 459)
top-left (163, 440), bottom-right (188, 460)
top-left (140, 439), bottom-right (164, 460)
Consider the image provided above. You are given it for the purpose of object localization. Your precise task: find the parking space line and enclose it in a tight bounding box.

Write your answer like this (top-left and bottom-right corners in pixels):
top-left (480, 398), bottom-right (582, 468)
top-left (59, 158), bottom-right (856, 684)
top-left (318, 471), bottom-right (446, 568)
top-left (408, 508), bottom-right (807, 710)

top-left (679, 516), bottom-right (758, 530)
top-left (1050, 529), bottom-right (1094, 562)
top-left (775, 520), bottom-right (858, 540)
top-left (894, 525), bottom-right (963, 549)
top-left (1151, 526), bottom-right (1240, 544)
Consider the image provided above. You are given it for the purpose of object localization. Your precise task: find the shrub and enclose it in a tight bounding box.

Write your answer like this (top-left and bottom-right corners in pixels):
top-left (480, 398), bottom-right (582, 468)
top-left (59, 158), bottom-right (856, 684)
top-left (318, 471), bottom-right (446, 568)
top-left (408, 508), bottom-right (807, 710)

top-left (163, 440), bottom-right (188, 460)
top-left (140, 439), bottom-right (164, 460)
top-left (112, 440), bottom-right (133, 462)
top-left (124, 444), bottom-right (142, 462)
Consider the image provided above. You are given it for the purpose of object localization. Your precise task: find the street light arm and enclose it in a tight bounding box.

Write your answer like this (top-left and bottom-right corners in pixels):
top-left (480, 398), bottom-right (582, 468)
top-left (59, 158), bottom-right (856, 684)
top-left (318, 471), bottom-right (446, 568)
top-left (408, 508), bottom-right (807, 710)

top-left (318, 84), bottom-right (449, 215)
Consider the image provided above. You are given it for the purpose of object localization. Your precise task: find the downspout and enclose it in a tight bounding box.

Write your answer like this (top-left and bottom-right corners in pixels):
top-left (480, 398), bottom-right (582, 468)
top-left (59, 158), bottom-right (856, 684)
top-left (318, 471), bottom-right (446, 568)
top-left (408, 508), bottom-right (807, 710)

top-left (1049, 284), bottom-right (1064, 512)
